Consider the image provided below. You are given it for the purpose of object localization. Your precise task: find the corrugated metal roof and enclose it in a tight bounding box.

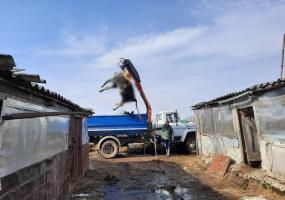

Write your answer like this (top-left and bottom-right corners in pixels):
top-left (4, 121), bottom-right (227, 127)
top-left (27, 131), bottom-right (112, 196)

top-left (192, 79), bottom-right (285, 110)
top-left (0, 54), bottom-right (91, 113)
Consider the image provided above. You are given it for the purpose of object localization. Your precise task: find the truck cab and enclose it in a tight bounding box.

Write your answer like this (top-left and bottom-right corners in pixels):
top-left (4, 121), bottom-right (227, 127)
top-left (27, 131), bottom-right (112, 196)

top-left (154, 111), bottom-right (196, 153)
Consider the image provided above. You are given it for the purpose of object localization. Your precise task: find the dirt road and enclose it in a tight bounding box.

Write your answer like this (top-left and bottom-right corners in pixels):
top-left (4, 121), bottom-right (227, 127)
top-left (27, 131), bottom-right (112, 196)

top-left (72, 150), bottom-right (285, 200)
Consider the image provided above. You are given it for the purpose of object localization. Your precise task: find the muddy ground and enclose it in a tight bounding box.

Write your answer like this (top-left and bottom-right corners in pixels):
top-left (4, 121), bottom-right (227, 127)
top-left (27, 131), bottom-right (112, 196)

top-left (72, 148), bottom-right (285, 200)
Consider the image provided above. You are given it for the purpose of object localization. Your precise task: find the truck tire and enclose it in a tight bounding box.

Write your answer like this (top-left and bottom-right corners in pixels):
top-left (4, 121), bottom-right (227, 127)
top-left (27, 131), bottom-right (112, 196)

top-left (100, 140), bottom-right (119, 159)
top-left (185, 136), bottom-right (196, 154)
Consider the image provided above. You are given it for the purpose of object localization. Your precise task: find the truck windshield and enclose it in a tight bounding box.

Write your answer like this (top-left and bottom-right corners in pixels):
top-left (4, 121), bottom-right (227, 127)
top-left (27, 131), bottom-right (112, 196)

top-left (166, 113), bottom-right (179, 123)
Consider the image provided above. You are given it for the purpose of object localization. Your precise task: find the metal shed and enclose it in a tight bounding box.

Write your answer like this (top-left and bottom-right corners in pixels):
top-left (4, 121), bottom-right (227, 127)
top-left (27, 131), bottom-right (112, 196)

top-left (193, 79), bottom-right (285, 181)
top-left (0, 54), bottom-right (92, 200)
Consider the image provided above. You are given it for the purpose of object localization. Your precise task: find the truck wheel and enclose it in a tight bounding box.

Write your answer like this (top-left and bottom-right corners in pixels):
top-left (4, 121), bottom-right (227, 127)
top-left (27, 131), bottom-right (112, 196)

top-left (100, 140), bottom-right (119, 159)
top-left (186, 136), bottom-right (196, 153)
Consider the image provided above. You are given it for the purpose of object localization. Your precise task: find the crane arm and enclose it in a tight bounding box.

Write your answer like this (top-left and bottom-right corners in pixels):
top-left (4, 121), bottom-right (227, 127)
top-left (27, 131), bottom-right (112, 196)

top-left (119, 59), bottom-right (152, 125)
top-left (135, 82), bottom-right (152, 124)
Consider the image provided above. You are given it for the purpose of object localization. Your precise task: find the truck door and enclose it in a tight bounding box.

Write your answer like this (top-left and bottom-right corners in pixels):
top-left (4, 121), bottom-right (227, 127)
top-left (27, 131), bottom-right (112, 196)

top-left (70, 116), bottom-right (83, 182)
top-left (166, 113), bottom-right (184, 141)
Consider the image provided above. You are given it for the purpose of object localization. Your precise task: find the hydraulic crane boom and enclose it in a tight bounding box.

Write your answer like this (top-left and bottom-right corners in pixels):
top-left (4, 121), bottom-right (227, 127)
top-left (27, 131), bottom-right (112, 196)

top-left (119, 59), bottom-right (152, 126)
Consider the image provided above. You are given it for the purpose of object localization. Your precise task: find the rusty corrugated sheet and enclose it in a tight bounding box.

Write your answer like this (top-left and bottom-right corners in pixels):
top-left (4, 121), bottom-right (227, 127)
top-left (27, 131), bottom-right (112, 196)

top-left (207, 154), bottom-right (231, 176)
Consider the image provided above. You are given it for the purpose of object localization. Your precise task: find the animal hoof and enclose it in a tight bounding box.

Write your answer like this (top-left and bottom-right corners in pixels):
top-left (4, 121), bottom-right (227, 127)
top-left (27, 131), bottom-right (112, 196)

top-left (99, 89), bottom-right (104, 93)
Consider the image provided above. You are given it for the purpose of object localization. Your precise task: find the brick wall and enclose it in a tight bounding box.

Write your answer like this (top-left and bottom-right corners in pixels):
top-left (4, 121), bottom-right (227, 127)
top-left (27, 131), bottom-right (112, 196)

top-left (0, 150), bottom-right (73, 200)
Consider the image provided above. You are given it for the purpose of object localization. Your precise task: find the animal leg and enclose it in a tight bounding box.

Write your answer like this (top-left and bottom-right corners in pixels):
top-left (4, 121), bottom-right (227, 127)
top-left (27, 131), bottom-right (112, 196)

top-left (101, 79), bottom-right (112, 88)
top-left (113, 102), bottom-right (123, 110)
top-left (99, 85), bottom-right (114, 93)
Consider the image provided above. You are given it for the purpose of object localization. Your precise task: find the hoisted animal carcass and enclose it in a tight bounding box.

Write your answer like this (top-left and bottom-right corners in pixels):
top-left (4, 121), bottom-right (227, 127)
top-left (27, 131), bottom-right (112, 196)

top-left (99, 68), bottom-right (138, 111)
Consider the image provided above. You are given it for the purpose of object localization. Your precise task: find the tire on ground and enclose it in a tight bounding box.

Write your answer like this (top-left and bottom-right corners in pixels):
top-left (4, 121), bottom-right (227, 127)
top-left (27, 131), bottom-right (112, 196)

top-left (185, 135), bottom-right (196, 154)
top-left (100, 140), bottom-right (119, 159)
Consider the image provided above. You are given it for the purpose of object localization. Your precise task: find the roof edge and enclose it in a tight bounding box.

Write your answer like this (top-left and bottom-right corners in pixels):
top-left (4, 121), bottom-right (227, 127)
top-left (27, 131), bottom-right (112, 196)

top-left (192, 79), bottom-right (285, 110)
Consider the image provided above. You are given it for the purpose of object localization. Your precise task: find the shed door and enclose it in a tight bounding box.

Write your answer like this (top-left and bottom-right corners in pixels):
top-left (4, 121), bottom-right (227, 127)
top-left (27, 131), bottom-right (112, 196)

top-left (238, 107), bottom-right (261, 167)
top-left (70, 116), bottom-right (83, 181)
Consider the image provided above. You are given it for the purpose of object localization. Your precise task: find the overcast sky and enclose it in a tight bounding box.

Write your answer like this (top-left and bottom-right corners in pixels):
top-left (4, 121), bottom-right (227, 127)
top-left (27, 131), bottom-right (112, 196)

top-left (1, 0), bottom-right (285, 118)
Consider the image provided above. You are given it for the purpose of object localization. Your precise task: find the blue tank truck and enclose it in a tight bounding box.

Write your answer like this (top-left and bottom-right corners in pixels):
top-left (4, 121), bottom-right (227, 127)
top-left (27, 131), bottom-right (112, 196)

top-left (87, 59), bottom-right (196, 158)
top-left (88, 114), bottom-right (149, 158)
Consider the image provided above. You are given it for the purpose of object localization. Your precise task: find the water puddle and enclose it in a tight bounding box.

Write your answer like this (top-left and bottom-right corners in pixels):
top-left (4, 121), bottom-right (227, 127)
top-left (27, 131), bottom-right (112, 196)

top-left (72, 173), bottom-right (191, 199)
top-left (241, 196), bottom-right (267, 200)
top-left (103, 184), bottom-right (191, 200)
top-left (71, 192), bottom-right (96, 200)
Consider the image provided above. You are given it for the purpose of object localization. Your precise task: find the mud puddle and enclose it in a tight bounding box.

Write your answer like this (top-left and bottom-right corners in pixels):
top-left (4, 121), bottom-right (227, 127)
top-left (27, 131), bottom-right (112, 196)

top-left (72, 184), bottom-right (191, 200)
top-left (72, 150), bottom-right (285, 200)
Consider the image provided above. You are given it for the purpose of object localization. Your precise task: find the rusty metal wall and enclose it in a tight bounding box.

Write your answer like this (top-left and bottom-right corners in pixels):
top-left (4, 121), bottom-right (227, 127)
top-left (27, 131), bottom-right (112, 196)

top-left (198, 108), bottom-right (215, 136)
top-left (199, 135), bottom-right (242, 162)
top-left (213, 106), bottom-right (236, 138)
top-left (255, 88), bottom-right (285, 141)
top-left (196, 105), bottom-right (243, 163)
top-left (253, 88), bottom-right (285, 180)
top-left (0, 98), bottom-right (70, 178)
top-left (196, 88), bottom-right (285, 182)
top-left (198, 106), bottom-right (236, 138)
